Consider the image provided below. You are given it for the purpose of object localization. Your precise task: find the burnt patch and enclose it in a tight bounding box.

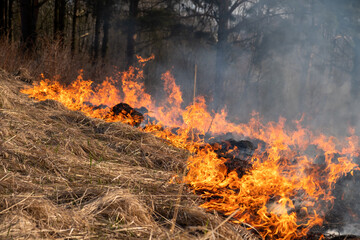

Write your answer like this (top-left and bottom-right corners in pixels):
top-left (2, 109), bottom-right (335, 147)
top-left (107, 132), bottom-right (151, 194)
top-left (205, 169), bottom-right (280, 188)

top-left (107, 103), bottom-right (144, 127)
top-left (210, 139), bottom-right (255, 177)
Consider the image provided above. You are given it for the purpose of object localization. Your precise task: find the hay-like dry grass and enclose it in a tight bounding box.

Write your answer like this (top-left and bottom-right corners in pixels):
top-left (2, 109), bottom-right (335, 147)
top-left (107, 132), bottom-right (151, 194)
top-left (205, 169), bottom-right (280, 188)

top-left (0, 68), bottom-right (259, 239)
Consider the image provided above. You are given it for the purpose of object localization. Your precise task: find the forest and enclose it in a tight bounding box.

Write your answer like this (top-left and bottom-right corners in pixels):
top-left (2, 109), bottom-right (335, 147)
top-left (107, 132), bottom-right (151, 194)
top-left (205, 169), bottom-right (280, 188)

top-left (1, 1), bottom-right (360, 239)
top-left (0, 0), bottom-right (359, 135)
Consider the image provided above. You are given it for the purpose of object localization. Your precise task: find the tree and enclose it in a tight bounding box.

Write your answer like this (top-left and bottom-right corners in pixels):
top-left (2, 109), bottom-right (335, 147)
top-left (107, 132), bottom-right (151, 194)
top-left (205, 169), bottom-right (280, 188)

top-left (101, 0), bottom-right (114, 58)
top-left (93, 0), bottom-right (102, 60)
top-left (19, 0), bottom-right (48, 51)
top-left (0, 0), bottom-right (6, 36)
top-left (7, 0), bottom-right (13, 40)
top-left (54, 0), bottom-right (66, 41)
top-left (344, 1), bottom-right (360, 98)
top-left (71, 0), bottom-right (78, 54)
top-left (185, 0), bottom-right (258, 106)
top-left (85, 0), bottom-right (115, 61)
top-left (214, 0), bottom-right (231, 104)
top-left (0, 0), bottom-right (14, 39)
top-left (126, 0), bottom-right (140, 67)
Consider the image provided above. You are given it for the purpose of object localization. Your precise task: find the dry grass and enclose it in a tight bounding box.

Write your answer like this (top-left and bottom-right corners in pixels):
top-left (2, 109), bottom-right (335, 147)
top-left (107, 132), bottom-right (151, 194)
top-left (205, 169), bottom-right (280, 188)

top-left (0, 69), bottom-right (259, 239)
top-left (0, 37), bottom-right (114, 87)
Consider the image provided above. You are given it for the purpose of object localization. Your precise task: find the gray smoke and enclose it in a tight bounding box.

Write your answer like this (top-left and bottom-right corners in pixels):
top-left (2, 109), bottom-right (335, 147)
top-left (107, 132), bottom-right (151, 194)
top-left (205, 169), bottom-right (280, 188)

top-left (142, 1), bottom-right (360, 235)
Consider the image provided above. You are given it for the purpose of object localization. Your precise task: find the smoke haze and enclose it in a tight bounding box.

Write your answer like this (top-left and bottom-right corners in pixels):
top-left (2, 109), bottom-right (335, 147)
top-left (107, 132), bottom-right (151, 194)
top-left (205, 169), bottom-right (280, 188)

top-left (140, 1), bottom-right (360, 235)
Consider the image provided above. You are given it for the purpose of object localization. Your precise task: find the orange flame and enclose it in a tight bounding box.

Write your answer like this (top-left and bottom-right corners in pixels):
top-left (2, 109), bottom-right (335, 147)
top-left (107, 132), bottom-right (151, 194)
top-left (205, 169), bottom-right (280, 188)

top-left (21, 57), bottom-right (359, 239)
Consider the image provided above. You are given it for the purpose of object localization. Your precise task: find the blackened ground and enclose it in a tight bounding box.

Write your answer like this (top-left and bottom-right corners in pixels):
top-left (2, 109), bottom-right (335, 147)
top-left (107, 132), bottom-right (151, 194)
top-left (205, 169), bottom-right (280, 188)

top-left (108, 103), bottom-right (144, 127)
top-left (205, 137), bottom-right (360, 239)
top-left (323, 170), bottom-right (360, 235)
top-left (304, 233), bottom-right (360, 240)
top-left (209, 139), bottom-right (255, 177)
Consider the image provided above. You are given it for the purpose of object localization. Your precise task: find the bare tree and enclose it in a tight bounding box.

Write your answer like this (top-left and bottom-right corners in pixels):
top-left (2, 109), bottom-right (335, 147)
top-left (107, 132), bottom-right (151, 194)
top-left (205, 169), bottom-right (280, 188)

top-left (0, 0), bottom-right (14, 39)
top-left (187, 0), bottom-right (254, 106)
top-left (19, 0), bottom-right (48, 51)
top-left (71, 0), bottom-right (78, 54)
top-left (126, 0), bottom-right (140, 68)
top-left (54, 0), bottom-right (66, 42)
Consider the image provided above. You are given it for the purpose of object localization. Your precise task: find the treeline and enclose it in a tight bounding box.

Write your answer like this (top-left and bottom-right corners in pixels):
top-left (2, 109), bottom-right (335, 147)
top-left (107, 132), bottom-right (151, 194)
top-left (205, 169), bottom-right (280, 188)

top-left (1, 0), bottom-right (360, 132)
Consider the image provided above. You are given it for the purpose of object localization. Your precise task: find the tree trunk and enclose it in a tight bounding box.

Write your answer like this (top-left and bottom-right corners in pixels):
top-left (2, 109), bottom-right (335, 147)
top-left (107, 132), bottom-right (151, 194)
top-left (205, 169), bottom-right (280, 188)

top-left (71, 0), bottom-right (78, 54)
top-left (126, 0), bottom-right (139, 68)
top-left (54, 0), bottom-right (66, 41)
top-left (0, 0), bottom-right (5, 36)
top-left (59, 0), bottom-right (65, 37)
top-left (19, 0), bottom-right (40, 51)
top-left (351, 37), bottom-right (360, 98)
top-left (101, 18), bottom-right (109, 59)
top-left (304, 46), bottom-right (315, 111)
top-left (93, 1), bottom-right (102, 61)
top-left (101, 0), bottom-right (111, 59)
top-left (7, 0), bottom-right (13, 41)
top-left (166, 0), bottom-right (173, 9)
top-left (54, 0), bottom-right (58, 37)
top-left (214, 0), bottom-right (230, 107)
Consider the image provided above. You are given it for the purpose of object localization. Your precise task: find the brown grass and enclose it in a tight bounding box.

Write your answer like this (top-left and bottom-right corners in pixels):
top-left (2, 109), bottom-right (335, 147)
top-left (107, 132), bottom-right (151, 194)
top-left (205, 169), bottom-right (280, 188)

top-left (0, 37), bottom-right (115, 87)
top-left (0, 69), bottom-right (259, 239)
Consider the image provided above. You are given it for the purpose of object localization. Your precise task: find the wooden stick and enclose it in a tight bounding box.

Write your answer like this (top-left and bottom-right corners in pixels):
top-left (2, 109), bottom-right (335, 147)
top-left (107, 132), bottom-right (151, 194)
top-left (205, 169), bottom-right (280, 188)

top-left (205, 109), bottom-right (216, 137)
top-left (193, 64), bottom-right (197, 106)
top-left (0, 193), bottom-right (33, 215)
top-left (200, 208), bottom-right (241, 240)
top-left (191, 64), bottom-right (197, 142)
top-left (169, 170), bottom-right (185, 234)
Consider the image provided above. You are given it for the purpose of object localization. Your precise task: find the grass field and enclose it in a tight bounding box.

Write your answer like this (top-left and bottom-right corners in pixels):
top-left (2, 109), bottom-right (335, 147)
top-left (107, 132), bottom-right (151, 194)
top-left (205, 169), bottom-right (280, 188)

top-left (0, 69), bottom-right (257, 239)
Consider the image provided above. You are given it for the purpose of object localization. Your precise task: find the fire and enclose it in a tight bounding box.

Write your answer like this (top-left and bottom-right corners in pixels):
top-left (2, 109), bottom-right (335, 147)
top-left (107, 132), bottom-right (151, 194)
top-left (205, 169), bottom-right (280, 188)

top-left (21, 57), bottom-right (359, 239)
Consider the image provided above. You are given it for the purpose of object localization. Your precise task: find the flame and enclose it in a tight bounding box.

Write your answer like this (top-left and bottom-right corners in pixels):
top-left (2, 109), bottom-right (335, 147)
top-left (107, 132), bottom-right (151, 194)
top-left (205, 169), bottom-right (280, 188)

top-left (156, 71), bottom-right (184, 127)
top-left (21, 57), bottom-right (359, 239)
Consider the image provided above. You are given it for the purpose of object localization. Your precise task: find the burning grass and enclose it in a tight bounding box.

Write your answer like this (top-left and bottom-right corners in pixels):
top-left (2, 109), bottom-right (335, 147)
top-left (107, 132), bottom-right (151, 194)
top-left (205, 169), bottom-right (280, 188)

top-left (7, 53), bottom-right (360, 239)
top-left (0, 69), bottom-right (257, 239)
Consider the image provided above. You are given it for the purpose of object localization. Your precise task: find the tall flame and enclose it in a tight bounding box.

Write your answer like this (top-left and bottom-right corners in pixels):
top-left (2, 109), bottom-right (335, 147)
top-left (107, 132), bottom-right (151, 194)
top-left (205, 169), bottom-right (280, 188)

top-left (21, 57), bottom-right (359, 239)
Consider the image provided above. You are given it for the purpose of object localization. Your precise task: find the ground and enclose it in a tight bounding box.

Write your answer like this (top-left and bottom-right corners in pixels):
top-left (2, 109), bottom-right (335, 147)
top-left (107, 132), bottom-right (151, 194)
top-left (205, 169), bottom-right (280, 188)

top-left (0, 69), bottom-right (256, 239)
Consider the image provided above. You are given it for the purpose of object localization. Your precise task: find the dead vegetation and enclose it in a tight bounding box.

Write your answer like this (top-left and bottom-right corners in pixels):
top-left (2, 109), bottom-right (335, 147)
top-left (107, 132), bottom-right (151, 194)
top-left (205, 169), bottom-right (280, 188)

top-left (0, 69), bottom-right (258, 239)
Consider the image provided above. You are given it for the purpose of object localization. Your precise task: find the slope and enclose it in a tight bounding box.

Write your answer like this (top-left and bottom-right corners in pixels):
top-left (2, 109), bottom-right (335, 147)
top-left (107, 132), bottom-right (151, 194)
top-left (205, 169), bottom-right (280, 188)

top-left (0, 69), bottom-right (255, 239)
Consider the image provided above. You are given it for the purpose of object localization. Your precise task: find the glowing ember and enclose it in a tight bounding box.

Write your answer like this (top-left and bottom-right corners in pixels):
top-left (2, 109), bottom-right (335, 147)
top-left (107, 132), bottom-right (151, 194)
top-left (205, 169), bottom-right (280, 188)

top-left (21, 57), bottom-right (359, 239)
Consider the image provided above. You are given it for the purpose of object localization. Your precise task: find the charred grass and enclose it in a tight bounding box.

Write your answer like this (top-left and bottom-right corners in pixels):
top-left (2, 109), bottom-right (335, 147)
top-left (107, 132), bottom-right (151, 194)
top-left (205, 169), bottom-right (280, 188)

top-left (0, 69), bottom-right (258, 239)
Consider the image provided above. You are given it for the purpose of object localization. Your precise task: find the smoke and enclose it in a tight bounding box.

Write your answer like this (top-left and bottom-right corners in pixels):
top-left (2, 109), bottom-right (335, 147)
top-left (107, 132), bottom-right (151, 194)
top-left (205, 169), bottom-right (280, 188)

top-left (138, 1), bottom-right (360, 235)
top-left (331, 224), bottom-right (360, 236)
top-left (325, 170), bottom-right (360, 235)
top-left (148, 1), bottom-right (360, 138)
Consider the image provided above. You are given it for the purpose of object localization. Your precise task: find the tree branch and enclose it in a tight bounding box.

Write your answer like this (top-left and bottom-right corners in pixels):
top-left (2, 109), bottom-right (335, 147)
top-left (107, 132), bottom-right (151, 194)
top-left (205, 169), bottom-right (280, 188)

top-left (229, 0), bottom-right (248, 14)
top-left (36, 0), bottom-right (49, 9)
top-left (227, 11), bottom-right (293, 34)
